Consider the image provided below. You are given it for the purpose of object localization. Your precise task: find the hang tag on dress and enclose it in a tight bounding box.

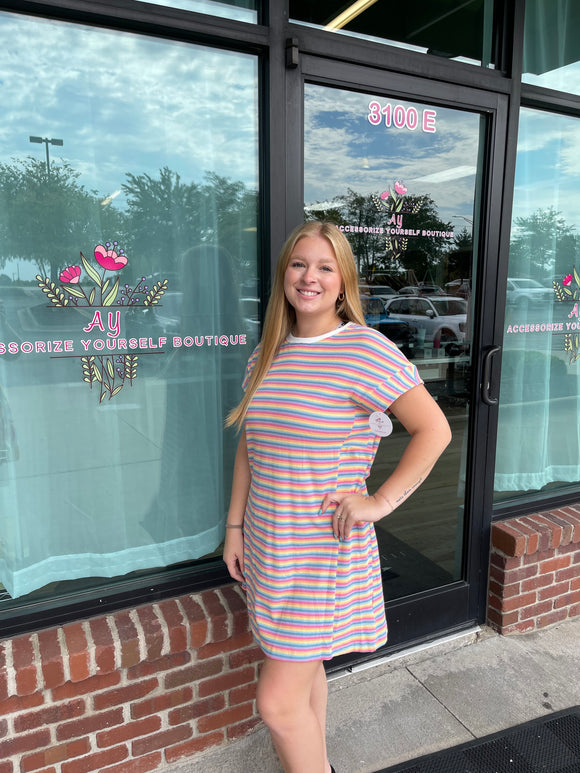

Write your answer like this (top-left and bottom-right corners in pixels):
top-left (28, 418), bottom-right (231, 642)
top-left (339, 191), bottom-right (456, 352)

top-left (369, 411), bottom-right (393, 437)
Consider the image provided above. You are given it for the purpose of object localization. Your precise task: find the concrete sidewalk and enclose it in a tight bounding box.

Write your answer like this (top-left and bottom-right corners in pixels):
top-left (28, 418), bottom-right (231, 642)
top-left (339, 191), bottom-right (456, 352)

top-left (171, 617), bottom-right (580, 773)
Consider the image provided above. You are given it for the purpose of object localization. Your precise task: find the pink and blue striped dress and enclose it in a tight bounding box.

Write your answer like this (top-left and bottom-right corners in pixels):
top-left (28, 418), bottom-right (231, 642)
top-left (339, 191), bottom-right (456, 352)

top-left (242, 323), bottom-right (422, 661)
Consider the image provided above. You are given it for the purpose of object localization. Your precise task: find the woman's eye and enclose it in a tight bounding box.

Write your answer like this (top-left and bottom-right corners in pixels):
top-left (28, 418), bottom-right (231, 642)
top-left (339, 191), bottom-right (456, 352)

top-left (291, 261), bottom-right (305, 268)
top-left (321, 265), bottom-right (334, 272)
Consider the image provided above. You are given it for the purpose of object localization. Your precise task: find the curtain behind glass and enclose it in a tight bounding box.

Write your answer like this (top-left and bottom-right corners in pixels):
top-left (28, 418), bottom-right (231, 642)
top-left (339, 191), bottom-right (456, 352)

top-left (494, 108), bottom-right (580, 496)
top-left (0, 12), bottom-right (259, 598)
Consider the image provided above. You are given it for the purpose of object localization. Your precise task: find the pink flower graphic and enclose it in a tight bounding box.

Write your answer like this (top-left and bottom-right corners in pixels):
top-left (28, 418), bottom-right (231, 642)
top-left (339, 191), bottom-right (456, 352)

top-left (394, 181), bottom-right (407, 196)
top-left (380, 190), bottom-right (390, 200)
top-left (563, 274), bottom-right (573, 286)
top-left (94, 242), bottom-right (128, 271)
top-left (60, 265), bottom-right (81, 284)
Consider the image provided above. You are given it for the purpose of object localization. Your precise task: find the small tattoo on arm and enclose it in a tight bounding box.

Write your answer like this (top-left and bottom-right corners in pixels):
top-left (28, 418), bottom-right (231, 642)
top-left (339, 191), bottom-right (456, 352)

top-left (395, 477), bottom-right (423, 504)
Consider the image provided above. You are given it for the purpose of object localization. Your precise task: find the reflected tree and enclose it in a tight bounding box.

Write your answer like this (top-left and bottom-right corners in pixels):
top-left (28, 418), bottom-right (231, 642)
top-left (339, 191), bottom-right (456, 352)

top-left (0, 157), bottom-right (125, 281)
top-left (510, 207), bottom-right (579, 280)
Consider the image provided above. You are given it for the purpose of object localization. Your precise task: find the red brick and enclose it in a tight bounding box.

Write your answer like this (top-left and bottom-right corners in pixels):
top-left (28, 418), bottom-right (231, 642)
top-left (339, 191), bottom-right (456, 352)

top-left (62, 623), bottom-right (90, 683)
top-left (227, 715), bottom-right (262, 740)
top-left (157, 599), bottom-right (188, 654)
top-left (230, 681), bottom-right (257, 706)
top-left (197, 631), bottom-right (254, 660)
top-left (512, 517), bottom-right (540, 554)
top-left (497, 591), bottom-right (537, 613)
top-left (0, 648), bottom-right (8, 704)
top-left (554, 590), bottom-right (580, 609)
top-left (93, 678), bottom-right (158, 711)
top-left (521, 573), bottom-right (554, 592)
top-left (538, 581), bottom-right (570, 601)
top-left (11, 636), bottom-right (37, 696)
top-left (556, 564), bottom-right (580, 583)
top-left (88, 617), bottom-right (116, 675)
top-left (61, 745), bottom-right (128, 773)
top-left (572, 575), bottom-right (580, 591)
top-left (164, 658), bottom-right (222, 690)
top-left (486, 607), bottom-right (519, 630)
top-left (200, 590), bottom-right (229, 642)
top-left (99, 751), bottom-right (162, 773)
top-left (136, 606), bottom-right (164, 663)
top-left (543, 511), bottom-right (575, 545)
top-left (503, 619), bottom-right (536, 634)
top-left (0, 718), bottom-right (6, 739)
top-left (221, 585), bottom-right (250, 636)
top-left (56, 707), bottom-right (124, 741)
top-left (131, 687), bottom-right (193, 720)
top-left (502, 563), bottom-right (538, 585)
top-left (537, 608), bottom-right (569, 629)
top-left (489, 552), bottom-right (522, 571)
top-left (488, 580), bottom-right (520, 599)
top-left (131, 725), bottom-right (192, 756)
top-left (540, 555), bottom-right (571, 574)
top-left (178, 596), bottom-right (208, 649)
top-left (0, 728), bottom-right (51, 758)
top-left (37, 629), bottom-right (65, 691)
top-left (21, 738), bottom-right (90, 771)
top-left (128, 652), bottom-right (190, 681)
top-left (97, 716), bottom-right (161, 748)
top-left (0, 761), bottom-right (12, 773)
top-left (168, 694), bottom-right (225, 726)
top-left (229, 645), bottom-right (263, 670)
top-left (556, 509), bottom-right (580, 540)
top-left (51, 671), bottom-right (120, 702)
top-left (524, 550), bottom-right (550, 565)
top-left (491, 523), bottom-right (526, 557)
top-left (519, 516), bottom-right (552, 552)
top-left (519, 600), bottom-right (553, 620)
top-left (164, 731), bottom-right (224, 763)
top-left (198, 702), bottom-right (253, 733)
top-left (198, 666), bottom-right (255, 698)
top-left (568, 602), bottom-right (580, 618)
top-left (111, 612), bottom-right (141, 669)
top-left (0, 693), bottom-right (44, 715)
top-left (14, 698), bottom-right (86, 732)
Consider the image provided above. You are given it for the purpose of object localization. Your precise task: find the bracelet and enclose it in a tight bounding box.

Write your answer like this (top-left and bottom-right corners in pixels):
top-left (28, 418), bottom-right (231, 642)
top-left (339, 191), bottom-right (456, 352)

top-left (225, 523), bottom-right (244, 529)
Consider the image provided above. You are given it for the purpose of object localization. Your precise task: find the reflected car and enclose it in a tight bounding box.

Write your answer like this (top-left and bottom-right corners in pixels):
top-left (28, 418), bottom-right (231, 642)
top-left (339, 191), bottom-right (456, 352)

top-left (399, 284), bottom-right (445, 296)
top-left (506, 277), bottom-right (554, 310)
top-left (385, 295), bottom-right (467, 346)
top-left (360, 295), bottom-right (416, 355)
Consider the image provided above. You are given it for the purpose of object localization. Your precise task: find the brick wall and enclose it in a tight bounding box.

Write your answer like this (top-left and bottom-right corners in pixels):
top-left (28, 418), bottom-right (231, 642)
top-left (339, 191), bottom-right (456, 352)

top-left (0, 586), bottom-right (263, 773)
top-left (488, 505), bottom-right (580, 634)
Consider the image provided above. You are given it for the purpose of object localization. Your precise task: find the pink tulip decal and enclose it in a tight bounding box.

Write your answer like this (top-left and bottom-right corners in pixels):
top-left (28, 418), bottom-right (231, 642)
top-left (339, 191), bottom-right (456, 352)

top-left (60, 265), bottom-right (81, 284)
top-left (380, 190), bottom-right (390, 200)
top-left (94, 242), bottom-right (128, 271)
top-left (563, 274), bottom-right (573, 286)
top-left (394, 181), bottom-right (407, 196)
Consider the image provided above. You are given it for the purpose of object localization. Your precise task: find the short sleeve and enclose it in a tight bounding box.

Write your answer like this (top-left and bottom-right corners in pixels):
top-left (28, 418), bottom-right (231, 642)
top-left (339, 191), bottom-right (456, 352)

top-left (349, 329), bottom-right (423, 413)
top-left (242, 345), bottom-right (260, 392)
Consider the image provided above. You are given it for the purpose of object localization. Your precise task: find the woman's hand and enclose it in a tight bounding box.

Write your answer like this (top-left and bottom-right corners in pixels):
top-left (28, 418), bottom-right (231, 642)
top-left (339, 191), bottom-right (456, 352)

top-left (223, 529), bottom-right (245, 582)
top-left (320, 492), bottom-right (391, 541)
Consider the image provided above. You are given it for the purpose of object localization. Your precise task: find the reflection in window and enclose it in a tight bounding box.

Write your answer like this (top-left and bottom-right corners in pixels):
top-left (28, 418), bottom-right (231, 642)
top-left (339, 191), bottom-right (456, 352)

top-left (0, 11), bottom-right (259, 600)
top-left (134, 0), bottom-right (257, 23)
top-left (522, 0), bottom-right (580, 96)
top-left (290, 0), bottom-right (498, 67)
top-left (495, 108), bottom-right (580, 501)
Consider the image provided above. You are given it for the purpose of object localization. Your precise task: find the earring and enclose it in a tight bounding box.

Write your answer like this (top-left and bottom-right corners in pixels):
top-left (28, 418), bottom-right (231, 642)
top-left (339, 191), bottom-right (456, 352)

top-left (337, 292), bottom-right (345, 302)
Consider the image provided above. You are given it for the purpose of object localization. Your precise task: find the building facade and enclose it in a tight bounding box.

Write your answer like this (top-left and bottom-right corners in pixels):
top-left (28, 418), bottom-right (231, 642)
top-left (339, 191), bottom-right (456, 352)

top-left (0, 0), bottom-right (579, 770)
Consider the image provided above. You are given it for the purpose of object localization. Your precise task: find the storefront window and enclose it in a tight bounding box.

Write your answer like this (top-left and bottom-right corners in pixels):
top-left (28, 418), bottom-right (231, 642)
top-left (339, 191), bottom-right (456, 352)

top-left (134, 0), bottom-right (258, 23)
top-left (494, 108), bottom-right (580, 502)
top-left (290, 0), bottom-right (498, 68)
top-left (522, 0), bottom-right (580, 96)
top-left (0, 12), bottom-right (260, 602)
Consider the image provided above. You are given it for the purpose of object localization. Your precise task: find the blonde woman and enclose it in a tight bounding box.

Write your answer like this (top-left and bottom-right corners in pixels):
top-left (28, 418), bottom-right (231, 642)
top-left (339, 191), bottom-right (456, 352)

top-left (224, 221), bottom-right (451, 773)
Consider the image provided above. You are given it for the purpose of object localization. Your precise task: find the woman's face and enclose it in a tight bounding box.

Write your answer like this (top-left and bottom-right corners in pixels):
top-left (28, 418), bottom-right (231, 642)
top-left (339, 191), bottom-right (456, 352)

top-left (283, 235), bottom-right (344, 324)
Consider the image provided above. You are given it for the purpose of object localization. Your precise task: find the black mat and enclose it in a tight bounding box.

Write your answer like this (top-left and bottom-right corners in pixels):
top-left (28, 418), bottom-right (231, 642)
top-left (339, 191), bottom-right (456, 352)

top-left (376, 707), bottom-right (580, 773)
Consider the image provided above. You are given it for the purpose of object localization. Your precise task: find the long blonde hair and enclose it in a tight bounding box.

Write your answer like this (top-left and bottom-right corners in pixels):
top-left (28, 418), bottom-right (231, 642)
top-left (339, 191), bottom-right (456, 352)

top-left (226, 221), bottom-right (365, 431)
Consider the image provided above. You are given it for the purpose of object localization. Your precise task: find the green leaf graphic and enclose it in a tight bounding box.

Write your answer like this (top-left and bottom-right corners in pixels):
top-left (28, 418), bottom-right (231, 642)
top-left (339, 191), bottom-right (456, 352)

top-left (103, 277), bottom-right (119, 306)
top-left (81, 252), bottom-right (102, 287)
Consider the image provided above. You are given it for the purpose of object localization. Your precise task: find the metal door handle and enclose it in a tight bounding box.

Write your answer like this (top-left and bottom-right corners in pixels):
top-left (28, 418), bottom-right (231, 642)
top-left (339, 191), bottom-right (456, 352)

top-left (481, 345), bottom-right (501, 405)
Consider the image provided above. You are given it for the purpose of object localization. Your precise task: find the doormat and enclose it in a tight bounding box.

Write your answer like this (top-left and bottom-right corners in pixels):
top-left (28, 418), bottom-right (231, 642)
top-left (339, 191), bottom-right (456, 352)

top-left (376, 706), bottom-right (580, 773)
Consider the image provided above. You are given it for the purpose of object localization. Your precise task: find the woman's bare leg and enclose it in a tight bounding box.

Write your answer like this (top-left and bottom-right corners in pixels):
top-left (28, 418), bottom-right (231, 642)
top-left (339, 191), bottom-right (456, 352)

top-left (257, 657), bottom-right (332, 773)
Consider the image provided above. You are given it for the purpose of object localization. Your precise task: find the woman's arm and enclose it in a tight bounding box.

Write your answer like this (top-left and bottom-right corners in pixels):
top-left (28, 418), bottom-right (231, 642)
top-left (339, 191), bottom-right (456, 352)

top-left (223, 429), bottom-right (251, 581)
top-left (321, 384), bottom-right (451, 540)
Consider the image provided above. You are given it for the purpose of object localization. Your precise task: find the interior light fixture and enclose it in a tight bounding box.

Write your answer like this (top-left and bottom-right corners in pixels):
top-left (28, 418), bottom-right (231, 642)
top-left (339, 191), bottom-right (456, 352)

top-left (325, 0), bottom-right (379, 30)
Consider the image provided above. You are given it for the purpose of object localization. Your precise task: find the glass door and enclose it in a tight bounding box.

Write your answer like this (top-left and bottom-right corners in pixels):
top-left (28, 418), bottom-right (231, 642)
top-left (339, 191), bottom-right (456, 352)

top-left (290, 58), bottom-right (508, 658)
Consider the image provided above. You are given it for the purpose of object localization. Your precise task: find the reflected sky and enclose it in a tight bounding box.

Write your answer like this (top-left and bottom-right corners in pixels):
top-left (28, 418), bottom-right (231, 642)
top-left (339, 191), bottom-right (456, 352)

top-left (304, 84), bottom-right (480, 226)
top-left (0, 11), bottom-right (259, 206)
top-left (133, 0), bottom-right (257, 22)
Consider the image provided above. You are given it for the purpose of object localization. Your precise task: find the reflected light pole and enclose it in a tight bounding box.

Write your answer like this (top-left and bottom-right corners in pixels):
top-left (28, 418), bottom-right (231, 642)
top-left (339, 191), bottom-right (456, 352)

top-left (29, 136), bottom-right (63, 176)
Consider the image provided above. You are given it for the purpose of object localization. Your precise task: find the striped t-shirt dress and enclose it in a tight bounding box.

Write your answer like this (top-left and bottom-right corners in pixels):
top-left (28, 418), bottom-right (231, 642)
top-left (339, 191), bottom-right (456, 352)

top-left (241, 322), bottom-right (423, 661)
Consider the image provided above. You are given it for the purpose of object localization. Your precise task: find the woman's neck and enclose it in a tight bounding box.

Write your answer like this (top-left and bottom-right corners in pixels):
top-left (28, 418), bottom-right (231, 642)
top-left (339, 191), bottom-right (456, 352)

top-left (292, 314), bottom-right (343, 339)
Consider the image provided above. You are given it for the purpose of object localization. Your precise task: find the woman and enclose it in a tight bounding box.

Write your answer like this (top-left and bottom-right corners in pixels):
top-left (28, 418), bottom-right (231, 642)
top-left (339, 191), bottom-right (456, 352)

top-left (223, 221), bottom-right (451, 773)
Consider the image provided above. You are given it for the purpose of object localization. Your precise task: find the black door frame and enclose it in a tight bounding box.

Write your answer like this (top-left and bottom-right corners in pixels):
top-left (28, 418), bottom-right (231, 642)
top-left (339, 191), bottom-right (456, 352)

top-left (277, 44), bottom-right (509, 662)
